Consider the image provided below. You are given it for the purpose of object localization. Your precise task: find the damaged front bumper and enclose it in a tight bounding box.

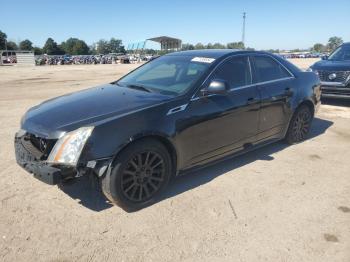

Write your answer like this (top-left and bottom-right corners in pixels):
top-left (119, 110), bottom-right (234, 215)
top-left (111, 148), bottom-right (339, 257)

top-left (14, 132), bottom-right (111, 185)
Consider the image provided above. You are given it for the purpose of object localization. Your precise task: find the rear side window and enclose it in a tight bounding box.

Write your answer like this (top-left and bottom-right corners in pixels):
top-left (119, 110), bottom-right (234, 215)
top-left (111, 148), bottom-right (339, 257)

top-left (211, 56), bottom-right (251, 88)
top-left (252, 56), bottom-right (291, 83)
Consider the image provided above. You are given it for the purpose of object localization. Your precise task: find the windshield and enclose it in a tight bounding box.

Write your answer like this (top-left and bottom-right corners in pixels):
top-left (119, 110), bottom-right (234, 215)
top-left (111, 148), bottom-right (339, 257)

top-left (117, 55), bottom-right (212, 95)
top-left (328, 45), bottom-right (350, 61)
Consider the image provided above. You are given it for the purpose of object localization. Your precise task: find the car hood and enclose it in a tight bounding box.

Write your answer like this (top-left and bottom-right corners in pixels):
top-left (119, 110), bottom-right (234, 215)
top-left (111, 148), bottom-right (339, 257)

top-left (312, 60), bottom-right (350, 71)
top-left (21, 84), bottom-right (172, 138)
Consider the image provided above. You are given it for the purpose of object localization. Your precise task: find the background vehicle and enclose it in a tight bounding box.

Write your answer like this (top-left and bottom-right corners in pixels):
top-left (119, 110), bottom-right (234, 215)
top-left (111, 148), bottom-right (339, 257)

top-left (15, 50), bottom-right (321, 211)
top-left (309, 42), bottom-right (350, 98)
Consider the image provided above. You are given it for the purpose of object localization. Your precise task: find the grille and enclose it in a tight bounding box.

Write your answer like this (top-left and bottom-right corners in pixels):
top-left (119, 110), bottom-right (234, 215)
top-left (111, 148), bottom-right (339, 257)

top-left (22, 134), bottom-right (57, 160)
top-left (318, 70), bottom-right (350, 83)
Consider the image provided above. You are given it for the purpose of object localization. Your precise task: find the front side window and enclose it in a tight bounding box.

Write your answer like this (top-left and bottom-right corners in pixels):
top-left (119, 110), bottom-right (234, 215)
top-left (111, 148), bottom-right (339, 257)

top-left (211, 56), bottom-right (251, 88)
top-left (118, 55), bottom-right (211, 95)
top-left (252, 56), bottom-right (291, 83)
top-left (328, 45), bottom-right (350, 61)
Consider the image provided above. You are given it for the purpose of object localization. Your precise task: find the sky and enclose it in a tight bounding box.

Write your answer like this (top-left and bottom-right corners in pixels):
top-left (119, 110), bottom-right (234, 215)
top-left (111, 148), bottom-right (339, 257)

top-left (1, 0), bottom-right (349, 50)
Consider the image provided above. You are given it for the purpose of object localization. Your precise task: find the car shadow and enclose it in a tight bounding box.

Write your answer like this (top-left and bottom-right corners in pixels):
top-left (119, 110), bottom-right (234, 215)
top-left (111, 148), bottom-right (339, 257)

top-left (59, 117), bottom-right (333, 212)
top-left (322, 98), bottom-right (350, 107)
top-left (161, 117), bottom-right (333, 202)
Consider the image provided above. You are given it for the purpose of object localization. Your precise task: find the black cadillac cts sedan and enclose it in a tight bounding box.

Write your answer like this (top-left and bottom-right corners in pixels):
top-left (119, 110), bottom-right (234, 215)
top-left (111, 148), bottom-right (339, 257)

top-left (15, 50), bottom-right (321, 210)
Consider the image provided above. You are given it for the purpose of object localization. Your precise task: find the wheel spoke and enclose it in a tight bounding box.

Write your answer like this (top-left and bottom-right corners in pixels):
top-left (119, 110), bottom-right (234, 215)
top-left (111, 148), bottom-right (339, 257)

top-left (131, 185), bottom-right (138, 199)
top-left (144, 152), bottom-right (150, 166)
top-left (149, 180), bottom-right (158, 190)
top-left (143, 184), bottom-right (151, 198)
top-left (123, 170), bottom-right (136, 176)
top-left (122, 177), bottom-right (134, 185)
top-left (129, 159), bottom-right (139, 170)
top-left (148, 154), bottom-right (157, 166)
top-left (124, 183), bottom-right (136, 193)
top-left (137, 153), bottom-right (142, 166)
top-left (138, 185), bottom-right (143, 201)
top-left (151, 159), bottom-right (163, 169)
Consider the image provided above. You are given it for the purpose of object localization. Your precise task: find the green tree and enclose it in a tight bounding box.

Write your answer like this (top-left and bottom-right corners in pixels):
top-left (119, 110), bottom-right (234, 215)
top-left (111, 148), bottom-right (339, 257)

top-left (212, 42), bottom-right (226, 49)
top-left (206, 43), bottom-right (213, 49)
top-left (94, 38), bottom-right (124, 54)
top-left (61, 38), bottom-right (89, 55)
top-left (0, 30), bottom-right (7, 49)
top-left (33, 47), bottom-right (43, 55)
top-left (226, 42), bottom-right (245, 49)
top-left (312, 43), bottom-right (325, 53)
top-left (6, 41), bottom-right (18, 50)
top-left (109, 38), bottom-right (124, 53)
top-left (19, 39), bottom-right (33, 50)
top-left (95, 39), bottom-right (109, 54)
top-left (194, 43), bottom-right (205, 49)
top-left (181, 43), bottom-right (195, 51)
top-left (43, 38), bottom-right (64, 55)
top-left (144, 49), bottom-right (157, 55)
top-left (327, 36), bottom-right (343, 52)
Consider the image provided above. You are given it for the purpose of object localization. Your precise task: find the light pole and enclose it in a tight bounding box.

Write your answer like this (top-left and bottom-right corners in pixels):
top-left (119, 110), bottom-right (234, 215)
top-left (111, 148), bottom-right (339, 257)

top-left (5, 38), bottom-right (8, 60)
top-left (242, 12), bottom-right (246, 47)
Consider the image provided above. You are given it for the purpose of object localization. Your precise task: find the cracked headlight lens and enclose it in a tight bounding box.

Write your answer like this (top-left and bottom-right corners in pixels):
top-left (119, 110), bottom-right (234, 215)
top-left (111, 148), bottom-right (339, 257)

top-left (47, 127), bottom-right (94, 165)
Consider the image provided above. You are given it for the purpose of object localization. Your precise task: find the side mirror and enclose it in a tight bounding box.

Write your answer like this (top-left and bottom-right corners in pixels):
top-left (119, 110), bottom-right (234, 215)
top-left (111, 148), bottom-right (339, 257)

top-left (322, 55), bottom-right (328, 60)
top-left (201, 79), bottom-right (229, 96)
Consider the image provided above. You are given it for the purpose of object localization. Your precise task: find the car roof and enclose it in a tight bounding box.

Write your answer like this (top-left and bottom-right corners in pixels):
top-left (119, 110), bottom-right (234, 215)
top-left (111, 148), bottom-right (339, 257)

top-left (166, 49), bottom-right (261, 59)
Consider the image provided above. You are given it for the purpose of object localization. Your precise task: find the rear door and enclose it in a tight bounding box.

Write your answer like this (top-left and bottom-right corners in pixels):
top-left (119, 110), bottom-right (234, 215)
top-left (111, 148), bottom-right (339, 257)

top-left (251, 55), bottom-right (295, 140)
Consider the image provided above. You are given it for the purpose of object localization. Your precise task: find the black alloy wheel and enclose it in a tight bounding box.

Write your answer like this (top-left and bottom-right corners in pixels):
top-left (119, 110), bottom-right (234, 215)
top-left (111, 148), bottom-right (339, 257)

top-left (101, 138), bottom-right (172, 211)
top-left (121, 151), bottom-right (165, 202)
top-left (286, 105), bottom-right (313, 144)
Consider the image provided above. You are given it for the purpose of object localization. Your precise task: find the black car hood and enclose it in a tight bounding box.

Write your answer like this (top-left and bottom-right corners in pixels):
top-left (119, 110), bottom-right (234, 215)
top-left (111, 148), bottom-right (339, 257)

top-left (312, 60), bottom-right (350, 71)
top-left (21, 84), bottom-right (171, 138)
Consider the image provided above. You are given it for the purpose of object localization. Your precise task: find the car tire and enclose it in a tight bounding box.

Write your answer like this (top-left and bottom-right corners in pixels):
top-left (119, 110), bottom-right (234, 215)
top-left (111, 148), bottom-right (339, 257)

top-left (285, 105), bottom-right (313, 144)
top-left (101, 138), bottom-right (172, 211)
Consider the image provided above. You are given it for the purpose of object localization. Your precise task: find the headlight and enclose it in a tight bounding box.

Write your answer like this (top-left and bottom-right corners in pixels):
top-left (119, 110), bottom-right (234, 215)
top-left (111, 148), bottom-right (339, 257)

top-left (47, 126), bottom-right (94, 165)
top-left (307, 67), bottom-right (319, 75)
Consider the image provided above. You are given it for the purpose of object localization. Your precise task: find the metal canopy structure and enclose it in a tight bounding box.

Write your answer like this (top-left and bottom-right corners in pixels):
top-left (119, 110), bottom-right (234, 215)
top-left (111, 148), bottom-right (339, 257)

top-left (147, 36), bottom-right (182, 51)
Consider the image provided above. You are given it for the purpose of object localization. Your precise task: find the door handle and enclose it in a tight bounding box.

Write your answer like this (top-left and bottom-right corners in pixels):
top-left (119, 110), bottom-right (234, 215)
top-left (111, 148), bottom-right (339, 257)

top-left (247, 97), bottom-right (258, 105)
top-left (284, 87), bottom-right (294, 97)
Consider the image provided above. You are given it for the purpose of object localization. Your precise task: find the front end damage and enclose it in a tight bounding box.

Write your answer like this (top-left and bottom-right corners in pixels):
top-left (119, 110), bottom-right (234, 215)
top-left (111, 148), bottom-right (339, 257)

top-left (14, 129), bottom-right (111, 185)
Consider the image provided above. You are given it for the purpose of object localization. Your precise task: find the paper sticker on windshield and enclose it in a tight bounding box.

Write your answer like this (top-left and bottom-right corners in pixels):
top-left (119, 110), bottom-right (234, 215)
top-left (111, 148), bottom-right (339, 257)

top-left (191, 57), bottom-right (215, 63)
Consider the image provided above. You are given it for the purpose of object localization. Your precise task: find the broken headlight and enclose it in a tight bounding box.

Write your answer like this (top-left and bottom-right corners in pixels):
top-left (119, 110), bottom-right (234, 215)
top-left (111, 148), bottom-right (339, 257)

top-left (47, 127), bottom-right (94, 166)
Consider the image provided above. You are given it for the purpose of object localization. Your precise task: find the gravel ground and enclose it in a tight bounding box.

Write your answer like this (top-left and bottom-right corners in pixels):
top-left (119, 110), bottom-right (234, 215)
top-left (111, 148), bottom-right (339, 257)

top-left (0, 59), bottom-right (349, 262)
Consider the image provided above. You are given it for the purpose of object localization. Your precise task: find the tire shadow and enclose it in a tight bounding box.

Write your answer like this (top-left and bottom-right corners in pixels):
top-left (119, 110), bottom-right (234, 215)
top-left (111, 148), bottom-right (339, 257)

top-left (59, 117), bottom-right (333, 212)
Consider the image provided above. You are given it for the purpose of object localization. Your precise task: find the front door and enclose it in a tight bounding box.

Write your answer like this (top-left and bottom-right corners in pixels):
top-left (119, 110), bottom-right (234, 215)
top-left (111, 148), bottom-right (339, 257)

top-left (176, 55), bottom-right (261, 168)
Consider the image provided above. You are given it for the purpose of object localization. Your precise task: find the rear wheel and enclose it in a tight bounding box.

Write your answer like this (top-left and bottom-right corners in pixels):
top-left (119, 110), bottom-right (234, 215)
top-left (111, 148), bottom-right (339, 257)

top-left (285, 105), bottom-right (313, 144)
top-left (101, 139), bottom-right (172, 211)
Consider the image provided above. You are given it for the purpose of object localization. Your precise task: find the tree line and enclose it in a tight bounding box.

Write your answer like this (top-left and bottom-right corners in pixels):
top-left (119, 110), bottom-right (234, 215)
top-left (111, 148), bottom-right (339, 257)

top-left (311, 36), bottom-right (344, 53)
top-left (0, 29), bottom-right (345, 55)
top-left (0, 30), bottom-right (125, 55)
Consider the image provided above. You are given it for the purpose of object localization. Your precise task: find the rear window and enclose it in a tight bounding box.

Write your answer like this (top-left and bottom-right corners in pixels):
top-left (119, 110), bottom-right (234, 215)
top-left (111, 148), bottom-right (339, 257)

top-left (252, 56), bottom-right (292, 83)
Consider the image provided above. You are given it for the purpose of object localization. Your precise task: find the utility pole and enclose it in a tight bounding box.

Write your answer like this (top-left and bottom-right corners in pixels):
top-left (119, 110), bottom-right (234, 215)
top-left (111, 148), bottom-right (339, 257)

top-left (5, 39), bottom-right (8, 60)
top-left (242, 12), bottom-right (246, 47)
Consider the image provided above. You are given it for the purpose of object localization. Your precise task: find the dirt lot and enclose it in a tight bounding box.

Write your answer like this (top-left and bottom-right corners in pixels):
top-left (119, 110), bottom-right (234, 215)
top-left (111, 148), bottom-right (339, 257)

top-left (0, 59), bottom-right (349, 262)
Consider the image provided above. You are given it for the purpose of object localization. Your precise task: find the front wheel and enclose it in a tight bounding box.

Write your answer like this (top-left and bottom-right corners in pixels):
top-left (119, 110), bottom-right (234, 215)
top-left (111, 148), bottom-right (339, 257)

top-left (101, 139), bottom-right (172, 211)
top-left (285, 105), bottom-right (313, 144)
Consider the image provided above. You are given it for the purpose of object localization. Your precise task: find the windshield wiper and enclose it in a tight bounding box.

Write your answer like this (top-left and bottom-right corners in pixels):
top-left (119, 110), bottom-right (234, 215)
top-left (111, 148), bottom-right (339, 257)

top-left (125, 84), bottom-right (152, 93)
